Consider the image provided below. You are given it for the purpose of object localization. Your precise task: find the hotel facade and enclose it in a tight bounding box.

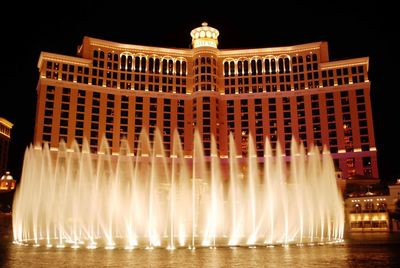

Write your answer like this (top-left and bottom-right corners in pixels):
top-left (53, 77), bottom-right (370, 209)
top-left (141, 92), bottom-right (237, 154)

top-left (0, 117), bottom-right (13, 176)
top-left (34, 23), bottom-right (378, 178)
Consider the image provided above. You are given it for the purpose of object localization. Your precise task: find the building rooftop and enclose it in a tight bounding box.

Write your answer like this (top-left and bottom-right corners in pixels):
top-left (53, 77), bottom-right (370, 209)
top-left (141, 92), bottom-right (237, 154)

top-left (0, 171), bottom-right (13, 181)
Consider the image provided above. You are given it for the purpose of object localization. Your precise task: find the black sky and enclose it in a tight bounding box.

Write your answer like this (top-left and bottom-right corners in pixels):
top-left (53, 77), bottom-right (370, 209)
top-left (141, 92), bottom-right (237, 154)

top-left (0, 1), bottom-right (397, 181)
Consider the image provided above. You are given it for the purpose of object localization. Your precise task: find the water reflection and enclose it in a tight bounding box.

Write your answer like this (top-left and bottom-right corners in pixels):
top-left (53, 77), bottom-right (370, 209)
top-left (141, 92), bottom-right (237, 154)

top-left (1, 232), bottom-right (400, 267)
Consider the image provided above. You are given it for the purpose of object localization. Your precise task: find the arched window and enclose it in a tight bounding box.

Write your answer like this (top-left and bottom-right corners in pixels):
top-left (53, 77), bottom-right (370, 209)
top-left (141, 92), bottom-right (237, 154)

top-left (155, 58), bottom-right (160, 74)
top-left (201, 57), bottom-right (206, 64)
top-left (127, 56), bottom-right (133, 71)
top-left (154, 58), bottom-right (160, 74)
top-left (168, 60), bottom-right (173, 74)
top-left (257, 59), bottom-right (262, 75)
top-left (93, 50), bottom-right (99, 58)
top-left (99, 51), bottom-right (105, 59)
top-left (251, 60), bottom-right (256, 75)
top-left (107, 52), bottom-right (112, 60)
top-left (182, 61), bottom-right (187, 76)
top-left (206, 57), bottom-right (211, 64)
top-left (298, 56), bottom-right (303, 63)
top-left (265, 59), bottom-right (270, 74)
top-left (224, 62), bottom-right (229, 76)
top-left (271, 59), bottom-right (276, 74)
top-left (377, 202), bottom-right (387, 212)
top-left (284, 58), bottom-right (290, 73)
top-left (365, 202), bottom-right (374, 212)
top-left (278, 58), bottom-right (284, 73)
top-left (135, 57), bottom-right (140, 72)
top-left (162, 59), bottom-right (168, 74)
top-left (354, 203), bottom-right (361, 213)
top-left (149, 58), bottom-right (154, 73)
top-left (114, 54), bottom-right (118, 61)
top-left (230, 62), bottom-right (235, 76)
top-left (176, 61), bottom-right (181, 75)
top-left (238, 61), bottom-right (243, 76)
top-left (292, 56), bottom-right (297, 64)
top-left (312, 54), bottom-right (318, 62)
top-left (243, 61), bottom-right (249, 75)
top-left (121, 55), bottom-right (126, 71)
top-left (141, 57), bottom-right (146, 73)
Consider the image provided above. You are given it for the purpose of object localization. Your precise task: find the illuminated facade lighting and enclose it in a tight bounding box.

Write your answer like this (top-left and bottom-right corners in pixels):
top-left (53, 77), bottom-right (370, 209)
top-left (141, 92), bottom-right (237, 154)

top-left (34, 23), bottom-right (378, 178)
top-left (0, 117), bottom-right (13, 176)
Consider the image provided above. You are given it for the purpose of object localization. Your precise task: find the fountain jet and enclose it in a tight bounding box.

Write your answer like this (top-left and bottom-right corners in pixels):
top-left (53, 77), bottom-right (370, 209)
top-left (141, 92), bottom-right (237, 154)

top-left (12, 129), bottom-right (344, 248)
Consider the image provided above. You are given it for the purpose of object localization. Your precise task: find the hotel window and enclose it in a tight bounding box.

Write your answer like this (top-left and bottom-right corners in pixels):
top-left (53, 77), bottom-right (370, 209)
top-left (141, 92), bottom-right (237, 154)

top-left (229, 62), bottom-right (234, 76)
top-left (43, 135), bottom-right (51, 142)
top-left (44, 118), bottom-right (52, 125)
top-left (60, 111), bottom-right (69, 119)
top-left (60, 128), bottom-right (68, 135)
top-left (141, 58), bottom-right (146, 73)
top-left (76, 121), bottom-right (84, 128)
top-left (43, 126), bottom-right (52, 134)
top-left (44, 110), bottom-right (53, 117)
top-left (270, 59), bottom-right (276, 74)
top-left (265, 59), bottom-right (270, 74)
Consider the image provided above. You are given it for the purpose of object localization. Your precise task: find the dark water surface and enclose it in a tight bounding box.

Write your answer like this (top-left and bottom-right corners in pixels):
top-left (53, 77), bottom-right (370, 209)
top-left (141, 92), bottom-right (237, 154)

top-left (1, 215), bottom-right (399, 267)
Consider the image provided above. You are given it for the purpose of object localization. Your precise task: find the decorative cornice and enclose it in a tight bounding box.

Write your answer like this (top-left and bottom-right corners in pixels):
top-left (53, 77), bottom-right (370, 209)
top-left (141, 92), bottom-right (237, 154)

top-left (84, 38), bottom-right (327, 59)
top-left (86, 37), bottom-right (192, 57)
top-left (0, 117), bottom-right (12, 138)
top-left (219, 42), bottom-right (325, 58)
top-left (320, 57), bottom-right (369, 71)
top-left (0, 117), bottom-right (13, 128)
top-left (37, 52), bottom-right (91, 69)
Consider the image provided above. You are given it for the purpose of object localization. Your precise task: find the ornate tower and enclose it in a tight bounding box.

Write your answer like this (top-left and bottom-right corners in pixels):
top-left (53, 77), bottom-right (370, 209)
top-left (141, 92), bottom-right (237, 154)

top-left (190, 22), bottom-right (220, 155)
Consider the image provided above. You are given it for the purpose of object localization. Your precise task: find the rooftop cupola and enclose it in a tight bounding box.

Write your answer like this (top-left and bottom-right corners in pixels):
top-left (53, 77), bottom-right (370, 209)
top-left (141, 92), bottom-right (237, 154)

top-left (190, 22), bottom-right (219, 49)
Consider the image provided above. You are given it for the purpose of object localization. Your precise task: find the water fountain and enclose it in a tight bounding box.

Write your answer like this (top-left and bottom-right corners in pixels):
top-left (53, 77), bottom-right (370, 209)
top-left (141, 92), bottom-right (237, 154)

top-left (12, 129), bottom-right (344, 249)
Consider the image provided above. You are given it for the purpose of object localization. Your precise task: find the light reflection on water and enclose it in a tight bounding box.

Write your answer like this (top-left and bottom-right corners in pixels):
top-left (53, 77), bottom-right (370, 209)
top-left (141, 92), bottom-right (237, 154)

top-left (1, 231), bottom-right (400, 268)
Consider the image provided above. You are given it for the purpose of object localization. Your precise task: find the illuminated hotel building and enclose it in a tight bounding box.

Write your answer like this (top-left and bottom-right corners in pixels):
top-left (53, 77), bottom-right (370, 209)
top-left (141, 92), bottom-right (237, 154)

top-left (34, 22), bottom-right (378, 178)
top-left (0, 117), bottom-right (13, 175)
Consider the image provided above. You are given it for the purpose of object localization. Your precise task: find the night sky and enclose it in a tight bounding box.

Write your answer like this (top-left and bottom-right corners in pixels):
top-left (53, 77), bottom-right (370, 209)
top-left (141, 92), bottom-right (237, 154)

top-left (0, 1), bottom-right (397, 181)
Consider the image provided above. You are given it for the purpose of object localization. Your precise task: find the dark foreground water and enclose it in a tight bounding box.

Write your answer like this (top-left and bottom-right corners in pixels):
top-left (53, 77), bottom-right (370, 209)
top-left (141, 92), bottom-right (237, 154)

top-left (1, 214), bottom-right (400, 267)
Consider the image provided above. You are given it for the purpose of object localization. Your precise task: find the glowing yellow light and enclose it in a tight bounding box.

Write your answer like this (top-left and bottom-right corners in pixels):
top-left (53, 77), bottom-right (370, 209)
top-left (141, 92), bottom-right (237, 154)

top-left (190, 22), bottom-right (219, 48)
top-left (193, 39), bottom-right (218, 48)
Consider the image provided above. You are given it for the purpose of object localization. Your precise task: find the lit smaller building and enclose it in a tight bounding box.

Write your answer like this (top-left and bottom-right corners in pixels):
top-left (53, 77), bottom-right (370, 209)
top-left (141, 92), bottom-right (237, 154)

top-left (344, 180), bottom-right (400, 232)
top-left (0, 117), bottom-right (13, 176)
top-left (346, 195), bottom-right (389, 232)
top-left (0, 171), bottom-right (16, 192)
